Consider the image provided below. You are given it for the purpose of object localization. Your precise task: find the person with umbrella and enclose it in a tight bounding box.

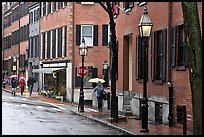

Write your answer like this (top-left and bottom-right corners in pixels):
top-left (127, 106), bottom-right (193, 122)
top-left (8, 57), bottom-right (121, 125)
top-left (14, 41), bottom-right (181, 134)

top-left (19, 77), bottom-right (26, 95)
top-left (93, 81), bottom-right (106, 112)
top-left (27, 76), bottom-right (36, 96)
top-left (11, 78), bottom-right (18, 96)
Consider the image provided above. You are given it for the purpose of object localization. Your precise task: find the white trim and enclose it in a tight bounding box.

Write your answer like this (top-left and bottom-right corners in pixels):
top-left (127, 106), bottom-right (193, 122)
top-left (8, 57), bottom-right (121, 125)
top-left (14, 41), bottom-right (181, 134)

top-left (81, 25), bottom-right (93, 46)
top-left (45, 32), bottom-right (47, 59)
top-left (56, 28), bottom-right (58, 58)
top-left (50, 30), bottom-right (52, 59)
top-left (62, 26), bottom-right (65, 57)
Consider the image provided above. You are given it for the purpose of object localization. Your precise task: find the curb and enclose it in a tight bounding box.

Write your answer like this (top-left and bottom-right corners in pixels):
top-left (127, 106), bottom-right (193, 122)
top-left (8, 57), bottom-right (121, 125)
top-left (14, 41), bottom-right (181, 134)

top-left (72, 111), bottom-right (137, 135)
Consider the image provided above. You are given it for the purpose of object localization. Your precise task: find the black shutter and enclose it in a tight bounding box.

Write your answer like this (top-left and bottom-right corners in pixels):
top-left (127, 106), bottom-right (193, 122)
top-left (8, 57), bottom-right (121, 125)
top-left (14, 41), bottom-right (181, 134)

top-left (183, 32), bottom-right (188, 67)
top-left (52, 29), bottom-right (56, 58)
top-left (47, 31), bottom-right (51, 59)
top-left (75, 67), bottom-right (81, 87)
top-left (136, 36), bottom-right (139, 80)
top-left (92, 67), bottom-right (98, 87)
top-left (161, 29), bottom-right (167, 82)
top-left (102, 24), bottom-right (108, 46)
top-left (76, 25), bottom-right (81, 46)
top-left (58, 27), bottom-right (62, 57)
top-left (151, 32), bottom-right (155, 80)
top-left (42, 32), bottom-right (45, 59)
top-left (93, 25), bottom-right (98, 46)
top-left (171, 27), bottom-right (176, 67)
top-left (64, 26), bottom-right (67, 57)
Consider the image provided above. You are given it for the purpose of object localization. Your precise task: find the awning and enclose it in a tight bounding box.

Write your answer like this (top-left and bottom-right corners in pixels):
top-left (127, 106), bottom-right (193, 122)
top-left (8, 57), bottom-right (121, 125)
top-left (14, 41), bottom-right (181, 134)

top-left (32, 68), bottom-right (65, 74)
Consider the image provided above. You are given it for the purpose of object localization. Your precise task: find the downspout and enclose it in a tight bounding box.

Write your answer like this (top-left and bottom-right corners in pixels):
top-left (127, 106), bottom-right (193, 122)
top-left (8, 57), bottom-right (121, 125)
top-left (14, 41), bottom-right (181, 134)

top-left (71, 2), bottom-right (75, 103)
top-left (167, 2), bottom-right (173, 127)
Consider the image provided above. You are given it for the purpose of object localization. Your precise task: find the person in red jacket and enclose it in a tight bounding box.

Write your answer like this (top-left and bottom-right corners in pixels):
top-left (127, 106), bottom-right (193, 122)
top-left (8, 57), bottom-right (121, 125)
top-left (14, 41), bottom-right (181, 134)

top-left (19, 77), bottom-right (26, 95)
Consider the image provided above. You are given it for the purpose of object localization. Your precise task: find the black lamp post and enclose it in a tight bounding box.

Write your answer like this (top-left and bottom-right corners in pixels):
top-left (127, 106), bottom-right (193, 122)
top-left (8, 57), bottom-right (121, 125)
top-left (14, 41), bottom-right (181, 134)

top-left (13, 55), bottom-right (17, 75)
top-left (78, 38), bottom-right (88, 112)
top-left (138, 6), bottom-right (153, 132)
top-left (103, 60), bottom-right (109, 87)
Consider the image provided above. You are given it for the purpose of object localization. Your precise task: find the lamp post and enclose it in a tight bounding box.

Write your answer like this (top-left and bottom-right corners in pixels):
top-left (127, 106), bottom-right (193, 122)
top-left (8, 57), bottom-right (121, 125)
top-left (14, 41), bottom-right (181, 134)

top-left (103, 60), bottom-right (109, 86)
top-left (138, 6), bottom-right (153, 132)
top-left (78, 38), bottom-right (88, 112)
top-left (13, 55), bottom-right (17, 75)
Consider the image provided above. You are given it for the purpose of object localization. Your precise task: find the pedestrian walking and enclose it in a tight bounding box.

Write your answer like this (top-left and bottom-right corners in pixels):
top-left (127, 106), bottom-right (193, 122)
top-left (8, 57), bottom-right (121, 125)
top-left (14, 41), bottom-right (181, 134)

top-left (27, 76), bottom-right (36, 96)
top-left (11, 78), bottom-right (18, 96)
top-left (19, 77), bottom-right (26, 95)
top-left (93, 81), bottom-right (106, 112)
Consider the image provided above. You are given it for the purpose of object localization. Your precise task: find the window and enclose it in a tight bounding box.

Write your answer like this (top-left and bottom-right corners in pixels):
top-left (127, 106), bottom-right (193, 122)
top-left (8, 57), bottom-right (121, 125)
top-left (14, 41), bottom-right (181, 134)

top-left (76, 24), bottom-right (98, 46)
top-left (123, 2), bottom-right (134, 12)
top-left (58, 27), bottom-right (62, 57)
top-left (42, 2), bottom-right (46, 16)
top-left (29, 12), bottom-right (33, 23)
top-left (136, 36), bottom-right (144, 80)
top-left (52, 2), bottom-right (56, 12)
top-left (47, 2), bottom-right (51, 14)
top-left (47, 31), bottom-right (51, 59)
top-left (151, 29), bottom-right (167, 82)
top-left (171, 25), bottom-right (188, 67)
top-left (41, 32), bottom-right (45, 59)
top-left (81, 25), bottom-right (93, 46)
top-left (52, 29), bottom-right (56, 58)
top-left (62, 26), bottom-right (67, 57)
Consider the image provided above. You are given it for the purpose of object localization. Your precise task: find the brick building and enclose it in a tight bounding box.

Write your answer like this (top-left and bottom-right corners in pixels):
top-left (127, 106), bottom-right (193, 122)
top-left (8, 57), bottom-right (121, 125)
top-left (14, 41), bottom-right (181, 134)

top-left (112, 2), bottom-right (202, 131)
top-left (2, 2), bottom-right (31, 84)
top-left (2, 2), bottom-right (202, 131)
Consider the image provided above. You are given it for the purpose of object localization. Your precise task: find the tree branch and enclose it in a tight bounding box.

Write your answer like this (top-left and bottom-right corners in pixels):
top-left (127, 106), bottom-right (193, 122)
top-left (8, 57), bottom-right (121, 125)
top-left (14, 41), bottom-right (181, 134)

top-left (98, 2), bottom-right (109, 13)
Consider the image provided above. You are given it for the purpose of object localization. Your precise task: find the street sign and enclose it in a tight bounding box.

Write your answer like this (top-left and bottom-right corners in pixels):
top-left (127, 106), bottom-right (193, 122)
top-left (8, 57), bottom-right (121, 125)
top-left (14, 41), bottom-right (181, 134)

top-left (78, 66), bottom-right (88, 77)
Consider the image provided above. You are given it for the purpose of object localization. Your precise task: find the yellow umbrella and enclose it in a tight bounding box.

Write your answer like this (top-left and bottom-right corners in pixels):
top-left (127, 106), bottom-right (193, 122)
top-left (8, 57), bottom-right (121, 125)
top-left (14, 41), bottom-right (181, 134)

top-left (88, 78), bottom-right (105, 83)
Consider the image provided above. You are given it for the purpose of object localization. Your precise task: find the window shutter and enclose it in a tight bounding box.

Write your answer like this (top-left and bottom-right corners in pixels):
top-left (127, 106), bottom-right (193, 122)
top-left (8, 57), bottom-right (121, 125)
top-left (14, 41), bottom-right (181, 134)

top-left (93, 25), bottom-right (98, 46)
top-left (151, 32), bottom-right (155, 80)
top-left (92, 67), bottom-right (98, 87)
top-left (102, 24), bottom-right (108, 46)
top-left (183, 31), bottom-right (188, 67)
top-left (136, 37), bottom-right (139, 80)
top-left (75, 67), bottom-right (81, 87)
top-left (64, 26), bottom-right (67, 57)
top-left (161, 29), bottom-right (167, 82)
top-left (171, 27), bottom-right (176, 67)
top-left (42, 32), bottom-right (45, 59)
top-left (76, 25), bottom-right (81, 46)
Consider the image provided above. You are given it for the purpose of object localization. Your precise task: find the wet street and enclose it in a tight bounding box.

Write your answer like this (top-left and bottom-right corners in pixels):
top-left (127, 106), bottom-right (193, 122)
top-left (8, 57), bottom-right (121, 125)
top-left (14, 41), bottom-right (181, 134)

top-left (2, 90), bottom-right (123, 135)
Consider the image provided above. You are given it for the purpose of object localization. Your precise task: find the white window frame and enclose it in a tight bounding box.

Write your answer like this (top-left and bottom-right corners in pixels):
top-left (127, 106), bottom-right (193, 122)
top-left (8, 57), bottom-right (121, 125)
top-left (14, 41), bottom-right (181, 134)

top-left (50, 30), bottom-right (52, 59)
top-left (108, 25), bottom-right (111, 45)
top-left (56, 28), bottom-right (58, 58)
top-left (62, 26), bottom-right (65, 57)
top-left (81, 2), bottom-right (94, 5)
top-left (81, 25), bottom-right (93, 47)
top-left (45, 32), bottom-right (47, 59)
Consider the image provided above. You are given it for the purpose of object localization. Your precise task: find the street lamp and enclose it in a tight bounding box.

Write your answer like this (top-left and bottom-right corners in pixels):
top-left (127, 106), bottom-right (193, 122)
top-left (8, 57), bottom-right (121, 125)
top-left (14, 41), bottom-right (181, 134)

top-left (138, 6), bottom-right (153, 132)
top-left (103, 60), bottom-right (109, 87)
top-left (78, 38), bottom-right (88, 112)
top-left (13, 55), bottom-right (17, 74)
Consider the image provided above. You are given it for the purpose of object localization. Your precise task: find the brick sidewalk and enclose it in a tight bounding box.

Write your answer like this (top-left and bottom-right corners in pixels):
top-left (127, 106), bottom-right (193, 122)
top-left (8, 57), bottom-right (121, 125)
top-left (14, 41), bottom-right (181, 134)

top-left (2, 84), bottom-right (193, 135)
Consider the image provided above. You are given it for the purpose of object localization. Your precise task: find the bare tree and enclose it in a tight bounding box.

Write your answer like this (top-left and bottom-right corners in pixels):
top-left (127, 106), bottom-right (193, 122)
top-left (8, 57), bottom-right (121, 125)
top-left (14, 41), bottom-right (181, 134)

top-left (98, 2), bottom-right (118, 120)
top-left (181, 2), bottom-right (202, 135)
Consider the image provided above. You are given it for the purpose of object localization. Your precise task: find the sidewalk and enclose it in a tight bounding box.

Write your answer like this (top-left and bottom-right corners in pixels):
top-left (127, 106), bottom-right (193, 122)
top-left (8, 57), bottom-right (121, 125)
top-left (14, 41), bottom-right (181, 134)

top-left (2, 85), bottom-right (193, 135)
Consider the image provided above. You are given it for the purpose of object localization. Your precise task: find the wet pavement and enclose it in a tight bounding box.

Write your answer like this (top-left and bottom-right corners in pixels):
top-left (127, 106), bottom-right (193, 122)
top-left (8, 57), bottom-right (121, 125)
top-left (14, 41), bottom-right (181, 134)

top-left (2, 84), bottom-right (193, 135)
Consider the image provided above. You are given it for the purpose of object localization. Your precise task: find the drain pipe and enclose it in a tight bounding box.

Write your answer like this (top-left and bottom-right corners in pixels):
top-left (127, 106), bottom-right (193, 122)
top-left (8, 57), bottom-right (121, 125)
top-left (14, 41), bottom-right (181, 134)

top-left (167, 2), bottom-right (173, 127)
